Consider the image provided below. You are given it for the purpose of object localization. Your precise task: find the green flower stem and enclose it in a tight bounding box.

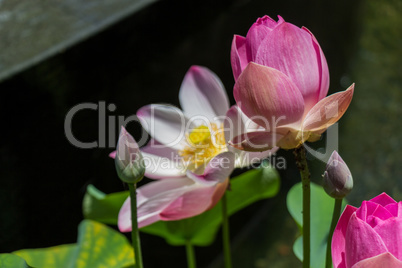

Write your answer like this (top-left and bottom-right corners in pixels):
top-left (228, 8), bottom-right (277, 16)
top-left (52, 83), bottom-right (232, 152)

top-left (129, 183), bottom-right (143, 268)
top-left (325, 198), bottom-right (343, 268)
top-left (221, 192), bottom-right (233, 268)
top-left (185, 240), bottom-right (197, 268)
top-left (294, 146), bottom-right (311, 268)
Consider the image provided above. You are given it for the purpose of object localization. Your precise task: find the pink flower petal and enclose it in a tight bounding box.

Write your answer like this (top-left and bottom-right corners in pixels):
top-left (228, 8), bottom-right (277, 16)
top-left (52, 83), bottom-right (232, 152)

top-left (245, 17), bottom-right (275, 62)
top-left (231, 35), bottom-right (248, 81)
top-left (302, 27), bottom-right (330, 102)
top-left (356, 201), bottom-right (378, 222)
top-left (259, 15), bottom-right (285, 28)
top-left (382, 201), bottom-right (402, 217)
top-left (117, 197), bottom-right (132, 232)
top-left (201, 151), bottom-right (235, 182)
top-left (254, 22), bottom-right (321, 110)
top-left (137, 178), bottom-right (192, 207)
top-left (160, 179), bottom-right (228, 221)
top-left (345, 213), bottom-right (388, 268)
top-left (140, 139), bottom-right (186, 179)
top-left (384, 203), bottom-right (399, 217)
top-left (137, 104), bottom-right (190, 150)
top-left (366, 204), bottom-right (394, 227)
top-left (179, 66), bottom-right (229, 122)
top-left (230, 130), bottom-right (284, 152)
top-left (399, 202), bottom-right (402, 217)
top-left (244, 16), bottom-right (285, 65)
top-left (370, 192), bottom-right (397, 206)
top-left (332, 205), bottom-right (357, 268)
top-left (351, 252), bottom-right (402, 268)
top-left (186, 151), bottom-right (235, 185)
top-left (234, 63), bottom-right (305, 127)
top-left (374, 217), bottom-right (402, 261)
top-left (118, 177), bottom-right (195, 230)
top-left (302, 84), bottom-right (354, 133)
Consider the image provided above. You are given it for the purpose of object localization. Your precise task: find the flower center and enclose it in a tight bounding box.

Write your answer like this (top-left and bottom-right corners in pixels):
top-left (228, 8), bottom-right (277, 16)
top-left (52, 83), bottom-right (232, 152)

top-left (179, 123), bottom-right (226, 172)
top-left (188, 125), bottom-right (211, 144)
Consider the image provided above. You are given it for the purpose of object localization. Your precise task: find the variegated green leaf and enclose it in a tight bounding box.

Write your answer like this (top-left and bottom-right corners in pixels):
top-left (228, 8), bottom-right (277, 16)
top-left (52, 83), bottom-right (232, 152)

top-left (13, 220), bottom-right (134, 268)
top-left (0, 253), bottom-right (32, 268)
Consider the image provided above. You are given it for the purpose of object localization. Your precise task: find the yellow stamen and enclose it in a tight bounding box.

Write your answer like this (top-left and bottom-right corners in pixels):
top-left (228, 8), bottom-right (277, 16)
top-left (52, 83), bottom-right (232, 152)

top-left (179, 123), bottom-right (226, 172)
top-left (188, 125), bottom-right (211, 144)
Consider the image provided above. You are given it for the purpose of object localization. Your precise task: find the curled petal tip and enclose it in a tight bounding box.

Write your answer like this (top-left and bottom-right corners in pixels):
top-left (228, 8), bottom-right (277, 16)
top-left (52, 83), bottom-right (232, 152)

top-left (109, 151), bottom-right (116, 159)
top-left (303, 84), bottom-right (355, 133)
top-left (120, 125), bottom-right (127, 133)
top-left (327, 150), bottom-right (345, 167)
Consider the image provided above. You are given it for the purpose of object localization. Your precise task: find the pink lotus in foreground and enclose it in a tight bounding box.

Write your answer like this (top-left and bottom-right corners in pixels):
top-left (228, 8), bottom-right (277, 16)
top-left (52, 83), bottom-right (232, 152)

top-left (115, 66), bottom-right (275, 231)
top-left (332, 193), bottom-right (402, 268)
top-left (230, 15), bottom-right (354, 150)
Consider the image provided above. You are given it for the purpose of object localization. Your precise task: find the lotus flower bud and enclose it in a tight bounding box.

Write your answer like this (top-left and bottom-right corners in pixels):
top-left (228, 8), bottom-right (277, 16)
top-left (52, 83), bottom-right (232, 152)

top-left (323, 151), bottom-right (353, 199)
top-left (114, 126), bottom-right (145, 184)
top-left (332, 193), bottom-right (402, 267)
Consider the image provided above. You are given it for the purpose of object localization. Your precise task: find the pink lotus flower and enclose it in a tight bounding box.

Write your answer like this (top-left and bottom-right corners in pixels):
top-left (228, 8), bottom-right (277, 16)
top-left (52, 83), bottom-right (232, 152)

top-left (115, 66), bottom-right (275, 231)
top-left (230, 15), bottom-right (354, 150)
top-left (332, 193), bottom-right (402, 268)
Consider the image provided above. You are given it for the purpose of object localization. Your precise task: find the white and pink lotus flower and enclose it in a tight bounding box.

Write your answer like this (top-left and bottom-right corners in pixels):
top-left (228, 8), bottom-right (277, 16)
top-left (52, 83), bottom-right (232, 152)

top-left (114, 66), bottom-right (276, 231)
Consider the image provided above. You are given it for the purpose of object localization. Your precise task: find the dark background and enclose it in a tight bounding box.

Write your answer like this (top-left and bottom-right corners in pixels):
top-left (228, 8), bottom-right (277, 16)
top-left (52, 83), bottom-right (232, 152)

top-left (1, 0), bottom-right (401, 267)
